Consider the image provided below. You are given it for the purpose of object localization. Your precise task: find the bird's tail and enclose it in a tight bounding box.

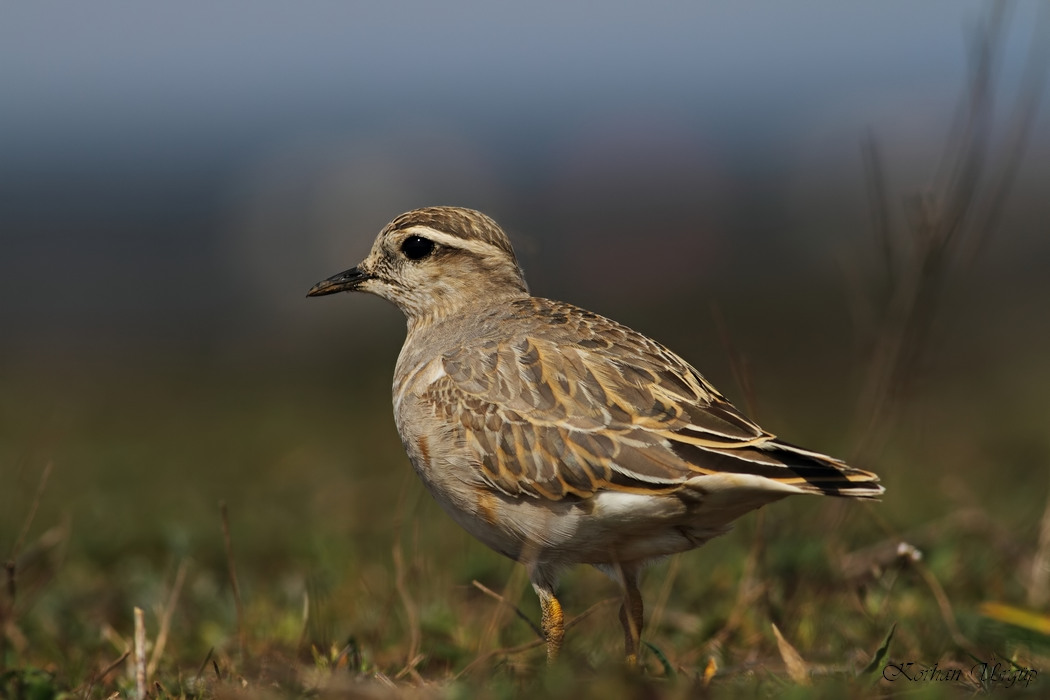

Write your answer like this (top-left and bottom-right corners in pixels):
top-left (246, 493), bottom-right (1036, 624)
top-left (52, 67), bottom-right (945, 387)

top-left (761, 440), bottom-right (884, 498)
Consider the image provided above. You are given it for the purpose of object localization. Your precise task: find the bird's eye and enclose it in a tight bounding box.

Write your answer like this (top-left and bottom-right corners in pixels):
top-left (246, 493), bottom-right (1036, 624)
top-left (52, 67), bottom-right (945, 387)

top-left (401, 235), bottom-right (435, 261)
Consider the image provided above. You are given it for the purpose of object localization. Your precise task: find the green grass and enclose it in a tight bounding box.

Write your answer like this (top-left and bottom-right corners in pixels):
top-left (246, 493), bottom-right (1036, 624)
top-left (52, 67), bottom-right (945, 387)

top-left (2, 306), bottom-right (1048, 699)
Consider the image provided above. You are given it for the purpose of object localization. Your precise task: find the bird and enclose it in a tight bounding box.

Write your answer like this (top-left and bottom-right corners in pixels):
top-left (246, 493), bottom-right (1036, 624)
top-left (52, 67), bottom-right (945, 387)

top-left (307, 206), bottom-right (883, 667)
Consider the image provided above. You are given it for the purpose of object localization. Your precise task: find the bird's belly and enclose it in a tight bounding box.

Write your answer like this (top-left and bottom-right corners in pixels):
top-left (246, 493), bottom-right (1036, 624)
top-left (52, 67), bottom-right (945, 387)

top-left (420, 471), bottom-right (736, 566)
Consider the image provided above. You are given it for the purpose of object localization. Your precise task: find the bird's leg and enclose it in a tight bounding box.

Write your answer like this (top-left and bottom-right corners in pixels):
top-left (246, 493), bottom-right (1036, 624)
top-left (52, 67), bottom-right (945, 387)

top-left (616, 562), bottom-right (644, 667)
top-left (533, 583), bottom-right (564, 663)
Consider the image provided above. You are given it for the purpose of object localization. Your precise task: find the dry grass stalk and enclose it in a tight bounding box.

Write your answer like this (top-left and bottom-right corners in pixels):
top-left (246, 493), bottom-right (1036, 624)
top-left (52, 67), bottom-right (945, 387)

top-left (839, 507), bottom-right (1021, 582)
top-left (644, 554), bottom-right (681, 645)
top-left (194, 647), bottom-right (215, 683)
top-left (295, 589), bottom-right (310, 657)
top-left (147, 558), bottom-right (189, 680)
top-left (82, 650), bottom-right (131, 699)
top-left (830, 7), bottom-right (1050, 679)
top-left (709, 303), bottom-right (760, 420)
top-left (392, 540), bottom-right (423, 682)
top-left (476, 559), bottom-right (533, 659)
top-left (1, 460), bottom-right (53, 669)
top-left (134, 606), bottom-right (147, 700)
top-left (702, 516), bottom-right (767, 655)
top-left (9, 461), bottom-right (53, 562)
top-left (1028, 488), bottom-right (1050, 608)
top-left (851, 1), bottom-right (1044, 460)
top-left (1019, 4), bottom-right (1050, 601)
top-left (770, 623), bottom-right (810, 685)
top-left (219, 501), bottom-right (246, 659)
top-left (909, 556), bottom-right (980, 658)
top-left (471, 579), bottom-right (543, 640)
top-left (0, 560), bottom-right (13, 668)
top-left (843, 4), bottom-right (1044, 661)
top-left (456, 597), bottom-right (617, 678)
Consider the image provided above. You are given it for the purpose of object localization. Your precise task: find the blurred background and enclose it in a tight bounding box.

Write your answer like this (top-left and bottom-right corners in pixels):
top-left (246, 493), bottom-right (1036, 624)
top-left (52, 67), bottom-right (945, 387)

top-left (2, 0), bottom-right (1049, 691)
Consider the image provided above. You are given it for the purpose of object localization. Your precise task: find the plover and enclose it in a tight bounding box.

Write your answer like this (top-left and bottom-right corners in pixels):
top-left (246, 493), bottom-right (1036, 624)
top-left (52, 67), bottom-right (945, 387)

top-left (308, 206), bottom-right (882, 666)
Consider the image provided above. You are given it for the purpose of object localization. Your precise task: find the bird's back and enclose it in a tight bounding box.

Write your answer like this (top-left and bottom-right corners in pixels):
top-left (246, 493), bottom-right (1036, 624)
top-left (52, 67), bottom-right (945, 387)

top-left (396, 295), bottom-right (882, 508)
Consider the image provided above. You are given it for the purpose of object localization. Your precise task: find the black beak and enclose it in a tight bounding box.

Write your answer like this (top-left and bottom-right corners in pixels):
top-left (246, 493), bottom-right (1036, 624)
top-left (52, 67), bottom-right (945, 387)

top-left (306, 267), bottom-right (373, 297)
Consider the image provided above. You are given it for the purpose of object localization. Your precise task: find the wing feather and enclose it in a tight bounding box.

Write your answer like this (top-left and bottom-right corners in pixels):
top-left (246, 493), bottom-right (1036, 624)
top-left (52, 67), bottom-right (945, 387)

top-left (419, 299), bottom-right (882, 501)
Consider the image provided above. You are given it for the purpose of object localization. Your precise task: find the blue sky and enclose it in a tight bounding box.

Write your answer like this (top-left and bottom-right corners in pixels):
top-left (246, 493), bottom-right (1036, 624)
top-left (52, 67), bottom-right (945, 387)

top-left (4, 0), bottom-right (1039, 166)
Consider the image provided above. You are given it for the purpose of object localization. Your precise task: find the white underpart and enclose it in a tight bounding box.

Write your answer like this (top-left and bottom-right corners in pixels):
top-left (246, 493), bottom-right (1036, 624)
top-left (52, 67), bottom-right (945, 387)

top-left (686, 472), bottom-right (810, 496)
top-left (591, 491), bottom-right (675, 522)
top-left (394, 358), bottom-right (447, 414)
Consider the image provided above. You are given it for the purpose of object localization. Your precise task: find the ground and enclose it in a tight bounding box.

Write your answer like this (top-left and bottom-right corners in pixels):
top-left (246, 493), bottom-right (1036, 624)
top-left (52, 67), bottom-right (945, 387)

top-left (2, 279), bottom-right (1049, 698)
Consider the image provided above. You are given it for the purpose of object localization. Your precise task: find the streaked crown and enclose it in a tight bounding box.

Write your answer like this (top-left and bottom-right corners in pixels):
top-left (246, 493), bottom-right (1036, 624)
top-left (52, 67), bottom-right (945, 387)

top-left (384, 207), bottom-right (518, 260)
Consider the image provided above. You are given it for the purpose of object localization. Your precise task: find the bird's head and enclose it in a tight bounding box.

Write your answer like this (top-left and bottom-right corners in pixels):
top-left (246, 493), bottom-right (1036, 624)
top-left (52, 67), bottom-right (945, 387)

top-left (307, 206), bottom-right (530, 325)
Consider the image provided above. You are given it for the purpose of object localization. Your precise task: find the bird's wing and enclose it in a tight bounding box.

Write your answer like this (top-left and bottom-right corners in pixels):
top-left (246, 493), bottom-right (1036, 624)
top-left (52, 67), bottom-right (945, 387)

top-left (419, 301), bottom-right (882, 500)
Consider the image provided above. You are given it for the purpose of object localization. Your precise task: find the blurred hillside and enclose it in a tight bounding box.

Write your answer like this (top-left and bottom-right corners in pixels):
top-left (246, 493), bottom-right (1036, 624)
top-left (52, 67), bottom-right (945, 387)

top-left (2, 1), bottom-right (1047, 361)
